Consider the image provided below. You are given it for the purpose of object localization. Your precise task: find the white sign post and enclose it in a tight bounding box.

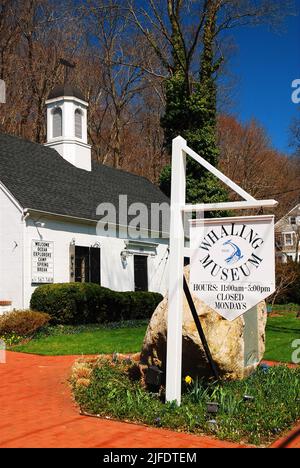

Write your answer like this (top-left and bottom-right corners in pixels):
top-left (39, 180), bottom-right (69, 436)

top-left (32, 240), bottom-right (54, 284)
top-left (166, 136), bottom-right (278, 405)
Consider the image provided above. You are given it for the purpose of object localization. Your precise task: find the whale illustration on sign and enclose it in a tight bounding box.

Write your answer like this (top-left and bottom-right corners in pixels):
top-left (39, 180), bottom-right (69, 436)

top-left (223, 240), bottom-right (244, 265)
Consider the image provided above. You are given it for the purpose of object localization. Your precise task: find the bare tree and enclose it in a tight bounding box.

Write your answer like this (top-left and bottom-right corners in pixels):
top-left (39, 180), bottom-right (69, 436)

top-left (0, 0), bottom-right (86, 141)
top-left (127, 0), bottom-right (294, 86)
top-left (218, 115), bottom-right (300, 218)
top-left (83, 0), bottom-right (165, 169)
top-left (0, 1), bottom-right (21, 80)
top-left (270, 261), bottom-right (298, 307)
top-left (17, 0), bottom-right (85, 141)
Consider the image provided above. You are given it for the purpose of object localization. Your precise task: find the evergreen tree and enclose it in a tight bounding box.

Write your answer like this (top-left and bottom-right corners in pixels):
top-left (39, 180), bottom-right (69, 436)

top-left (160, 2), bottom-right (227, 206)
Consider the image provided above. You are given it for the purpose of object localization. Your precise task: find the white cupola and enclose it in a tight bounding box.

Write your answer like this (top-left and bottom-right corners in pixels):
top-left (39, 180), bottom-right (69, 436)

top-left (44, 84), bottom-right (92, 171)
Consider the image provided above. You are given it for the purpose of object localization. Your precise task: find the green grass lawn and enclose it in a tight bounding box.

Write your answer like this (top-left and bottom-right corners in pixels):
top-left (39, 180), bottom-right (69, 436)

top-left (264, 311), bottom-right (300, 363)
top-left (10, 311), bottom-right (300, 362)
top-left (12, 322), bottom-right (148, 356)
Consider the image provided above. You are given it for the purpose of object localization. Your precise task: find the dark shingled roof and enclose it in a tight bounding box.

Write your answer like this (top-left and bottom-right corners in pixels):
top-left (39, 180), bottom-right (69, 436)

top-left (48, 84), bottom-right (86, 101)
top-left (0, 133), bottom-right (169, 225)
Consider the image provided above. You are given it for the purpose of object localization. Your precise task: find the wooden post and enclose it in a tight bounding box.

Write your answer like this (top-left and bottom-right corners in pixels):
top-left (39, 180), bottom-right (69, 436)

top-left (165, 136), bottom-right (186, 405)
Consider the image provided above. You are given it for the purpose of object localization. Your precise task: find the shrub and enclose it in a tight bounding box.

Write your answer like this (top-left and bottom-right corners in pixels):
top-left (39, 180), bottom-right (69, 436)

top-left (30, 283), bottom-right (163, 325)
top-left (0, 310), bottom-right (50, 336)
top-left (30, 283), bottom-right (109, 325)
top-left (107, 291), bottom-right (163, 323)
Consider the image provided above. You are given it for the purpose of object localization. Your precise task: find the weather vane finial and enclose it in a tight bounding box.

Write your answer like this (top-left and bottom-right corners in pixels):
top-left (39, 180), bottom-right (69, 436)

top-left (59, 58), bottom-right (75, 84)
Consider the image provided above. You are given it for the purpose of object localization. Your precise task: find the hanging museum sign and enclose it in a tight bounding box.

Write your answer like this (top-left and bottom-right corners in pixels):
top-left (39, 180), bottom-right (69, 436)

top-left (189, 215), bottom-right (275, 321)
top-left (32, 240), bottom-right (54, 284)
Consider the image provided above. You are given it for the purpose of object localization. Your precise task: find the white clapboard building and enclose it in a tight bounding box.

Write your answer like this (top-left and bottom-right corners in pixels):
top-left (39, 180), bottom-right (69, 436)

top-left (275, 204), bottom-right (300, 263)
top-left (0, 84), bottom-right (170, 311)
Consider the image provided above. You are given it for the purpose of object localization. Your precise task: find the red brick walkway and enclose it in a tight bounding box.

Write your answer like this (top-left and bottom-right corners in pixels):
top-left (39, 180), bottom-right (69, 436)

top-left (0, 352), bottom-right (298, 448)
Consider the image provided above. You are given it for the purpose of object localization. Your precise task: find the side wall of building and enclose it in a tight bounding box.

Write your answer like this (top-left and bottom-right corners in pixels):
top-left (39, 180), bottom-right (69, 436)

top-left (24, 216), bottom-right (169, 309)
top-left (0, 185), bottom-right (24, 309)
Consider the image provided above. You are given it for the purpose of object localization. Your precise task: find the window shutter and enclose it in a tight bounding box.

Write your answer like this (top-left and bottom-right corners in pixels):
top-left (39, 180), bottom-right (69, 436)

top-left (53, 108), bottom-right (62, 138)
top-left (90, 247), bottom-right (101, 285)
top-left (75, 109), bottom-right (82, 139)
top-left (134, 255), bottom-right (148, 292)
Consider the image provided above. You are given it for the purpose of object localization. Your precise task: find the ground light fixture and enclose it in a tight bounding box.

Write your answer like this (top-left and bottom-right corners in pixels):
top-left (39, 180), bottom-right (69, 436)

top-left (112, 352), bottom-right (119, 363)
top-left (206, 402), bottom-right (219, 415)
top-left (146, 366), bottom-right (163, 388)
top-left (243, 395), bottom-right (255, 402)
top-left (260, 364), bottom-right (271, 373)
top-left (206, 403), bottom-right (219, 432)
top-left (207, 419), bottom-right (218, 431)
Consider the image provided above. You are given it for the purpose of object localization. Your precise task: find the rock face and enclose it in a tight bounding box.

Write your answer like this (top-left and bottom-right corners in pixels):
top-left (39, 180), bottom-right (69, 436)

top-left (141, 270), bottom-right (267, 381)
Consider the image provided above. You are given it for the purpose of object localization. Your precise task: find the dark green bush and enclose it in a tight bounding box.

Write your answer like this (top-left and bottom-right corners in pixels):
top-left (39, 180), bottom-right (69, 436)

top-left (30, 283), bottom-right (163, 325)
top-left (0, 310), bottom-right (50, 336)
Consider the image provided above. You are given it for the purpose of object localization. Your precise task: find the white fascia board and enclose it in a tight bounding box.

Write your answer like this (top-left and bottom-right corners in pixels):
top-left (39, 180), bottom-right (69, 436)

top-left (24, 208), bottom-right (170, 238)
top-left (45, 96), bottom-right (89, 107)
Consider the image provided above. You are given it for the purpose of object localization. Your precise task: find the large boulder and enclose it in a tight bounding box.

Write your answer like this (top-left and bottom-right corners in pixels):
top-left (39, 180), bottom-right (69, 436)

top-left (141, 269), bottom-right (267, 380)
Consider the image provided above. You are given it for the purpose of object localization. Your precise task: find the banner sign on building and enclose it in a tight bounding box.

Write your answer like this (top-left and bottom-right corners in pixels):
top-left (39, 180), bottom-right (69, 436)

top-left (32, 240), bottom-right (54, 284)
top-left (190, 215), bottom-right (275, 321)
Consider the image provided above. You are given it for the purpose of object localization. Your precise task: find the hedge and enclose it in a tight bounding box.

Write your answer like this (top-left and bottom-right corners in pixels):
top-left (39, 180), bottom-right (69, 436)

top-left (30, 283), bottom-right (163, 325)
top-left (0, 310), bottom-right (50, 336)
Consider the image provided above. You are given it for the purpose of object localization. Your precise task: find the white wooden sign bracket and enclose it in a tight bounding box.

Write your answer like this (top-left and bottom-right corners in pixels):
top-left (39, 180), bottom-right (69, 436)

top-left (166, 136), bottom-right (278, 405)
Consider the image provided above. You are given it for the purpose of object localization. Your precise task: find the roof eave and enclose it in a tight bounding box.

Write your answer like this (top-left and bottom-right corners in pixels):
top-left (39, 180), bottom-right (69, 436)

top-left (24, 208), bottom-right (170, 238)
top-left (45, 96), bottom-right (88, 107)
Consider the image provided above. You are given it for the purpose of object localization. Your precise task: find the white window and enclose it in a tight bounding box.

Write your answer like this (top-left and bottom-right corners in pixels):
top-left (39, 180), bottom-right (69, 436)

top-left (75, 109), bottom-right (82, 139)
top-left (290, 217), bottom-right (297, 226)
top-left (52, 108), bottom-right (62, 138)
top-left (284, 233), bottom-right (294, 246)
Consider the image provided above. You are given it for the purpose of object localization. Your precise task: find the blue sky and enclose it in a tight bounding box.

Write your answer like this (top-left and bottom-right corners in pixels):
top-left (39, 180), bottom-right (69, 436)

top-left (228, 10), bottom-right (300, 154)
